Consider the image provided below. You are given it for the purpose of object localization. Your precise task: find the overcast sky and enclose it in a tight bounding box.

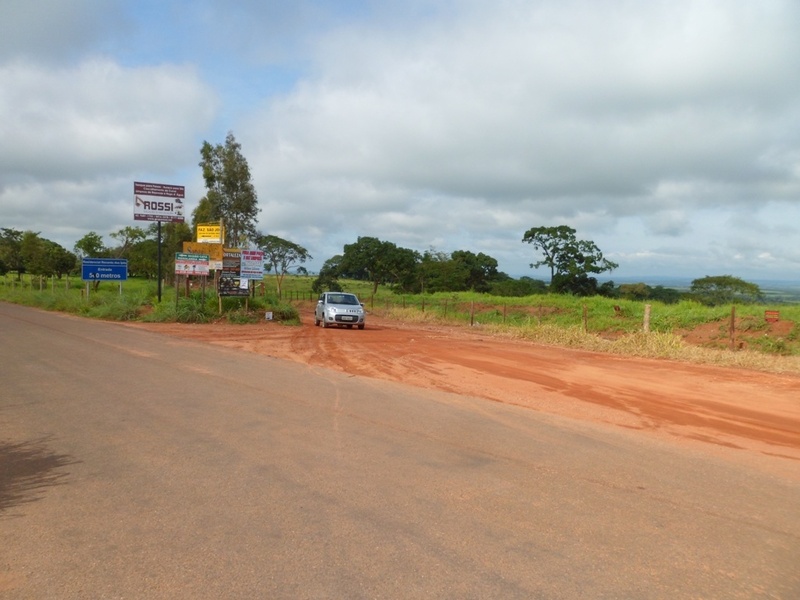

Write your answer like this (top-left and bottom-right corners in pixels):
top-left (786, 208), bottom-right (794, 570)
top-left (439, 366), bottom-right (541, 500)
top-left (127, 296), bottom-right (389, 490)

top-left (2, 0), bottom-right (799, 281)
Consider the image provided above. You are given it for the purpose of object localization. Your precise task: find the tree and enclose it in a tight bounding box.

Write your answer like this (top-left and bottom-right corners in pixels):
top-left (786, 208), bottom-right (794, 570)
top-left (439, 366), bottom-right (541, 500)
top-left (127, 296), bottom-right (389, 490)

top-left (109, 226), bottom-right (147, 259)
top-left (689, 275), bottom-right (763, 306)
top-left (451, 250), bottom-right (499, 292)
top-left (522, 225), bottom-right (618, 296)
top-left (650, 286), bottom-right (682, 305)
top-left (312, 255), bottom-right (344, 293)
top-left (339, 237), bottom-right (418, 295)
top-left (256, 233), bottom-right (312, 298)
top-left (19, 232), bottom-right (76, 279)
top-left (619, 283), bottom-right (652, 301)
top-left (199, 132), bottom-right (260, 247)
top-left (0, 228), bottom-right (25, 279)
top-left (490, 275), bottom-right (548, 297)
top-left (128, 239), bottom-right (158, 279)
top-left (74, 232), bottom-right (107, 259)
top-left (20, 231), bottom-right (48, 276)
top-left (416, 249), bottom-right (468, 293)
top-left (384, 246), bottom-right (420, 292)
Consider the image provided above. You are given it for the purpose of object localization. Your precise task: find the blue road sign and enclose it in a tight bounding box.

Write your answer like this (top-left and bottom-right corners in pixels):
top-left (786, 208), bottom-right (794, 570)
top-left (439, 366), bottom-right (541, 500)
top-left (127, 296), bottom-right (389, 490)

top-left (82, 258), bottom-right (128, 281)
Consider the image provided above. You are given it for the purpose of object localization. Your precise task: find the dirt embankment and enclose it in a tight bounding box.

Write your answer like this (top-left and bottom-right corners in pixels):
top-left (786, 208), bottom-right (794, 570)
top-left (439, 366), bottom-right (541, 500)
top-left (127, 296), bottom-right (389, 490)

top-left (128, 309), bottom-right (800, 478)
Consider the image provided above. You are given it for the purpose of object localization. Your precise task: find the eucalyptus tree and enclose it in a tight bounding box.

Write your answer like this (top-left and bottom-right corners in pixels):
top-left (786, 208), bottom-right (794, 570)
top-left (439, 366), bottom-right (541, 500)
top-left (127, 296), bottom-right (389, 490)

top-left (198, 132), bottom-right (260, 247)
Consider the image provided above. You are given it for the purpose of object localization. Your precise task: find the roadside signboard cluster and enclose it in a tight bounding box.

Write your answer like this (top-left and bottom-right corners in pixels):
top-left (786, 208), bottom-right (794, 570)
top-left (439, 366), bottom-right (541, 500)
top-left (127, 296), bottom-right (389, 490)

top-left (129, 182), bottom-right (267, 305)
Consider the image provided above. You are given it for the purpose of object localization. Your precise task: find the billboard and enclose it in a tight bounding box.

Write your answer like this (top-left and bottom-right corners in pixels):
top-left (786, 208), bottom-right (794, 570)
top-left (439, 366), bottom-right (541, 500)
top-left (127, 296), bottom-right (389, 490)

top-left (133, 181), bottom-right (185, 223)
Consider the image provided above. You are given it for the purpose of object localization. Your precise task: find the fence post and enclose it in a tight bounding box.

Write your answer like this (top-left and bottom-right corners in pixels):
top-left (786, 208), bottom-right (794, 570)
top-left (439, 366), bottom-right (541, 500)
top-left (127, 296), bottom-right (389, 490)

top-left (421, 297), bottom-right (425, 313)
top-left (470, 300), bottom-right (475, 326)
top-left (729, 305), bottom-right (736, 350)
top-left (643, 304), bottom-right (651, 333)
top-left (582, 304), bottom-right (588, 333)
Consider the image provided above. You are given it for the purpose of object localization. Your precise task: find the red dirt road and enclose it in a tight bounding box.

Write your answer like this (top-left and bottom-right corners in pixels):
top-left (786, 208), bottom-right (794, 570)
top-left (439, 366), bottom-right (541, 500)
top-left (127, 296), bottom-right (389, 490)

top-left (130, 310), bottom-right (800, 478)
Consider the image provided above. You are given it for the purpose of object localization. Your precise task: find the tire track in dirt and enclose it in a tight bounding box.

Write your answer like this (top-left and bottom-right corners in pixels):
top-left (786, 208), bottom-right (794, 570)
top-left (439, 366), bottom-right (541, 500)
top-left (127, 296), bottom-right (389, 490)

top-left (126, 311), bottom-right (800, 473)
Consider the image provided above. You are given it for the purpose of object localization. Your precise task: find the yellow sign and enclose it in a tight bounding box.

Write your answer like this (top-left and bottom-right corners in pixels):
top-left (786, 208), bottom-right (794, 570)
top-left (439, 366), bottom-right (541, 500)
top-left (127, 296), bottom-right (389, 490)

top-left (183, 241), bottom-right (223, 262)
top-left (197, 223), bottom-right (222, 243)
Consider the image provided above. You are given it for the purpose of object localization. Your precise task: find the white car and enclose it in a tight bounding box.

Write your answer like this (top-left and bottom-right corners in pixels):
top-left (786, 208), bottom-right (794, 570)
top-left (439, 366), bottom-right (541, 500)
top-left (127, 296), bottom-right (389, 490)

top-left (314, 292), bottom-right (366, 329)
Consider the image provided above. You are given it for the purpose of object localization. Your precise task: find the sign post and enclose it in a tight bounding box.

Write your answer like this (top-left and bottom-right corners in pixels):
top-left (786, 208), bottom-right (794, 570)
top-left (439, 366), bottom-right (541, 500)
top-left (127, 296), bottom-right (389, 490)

top-left (134, 181), bottom-right (185, 303)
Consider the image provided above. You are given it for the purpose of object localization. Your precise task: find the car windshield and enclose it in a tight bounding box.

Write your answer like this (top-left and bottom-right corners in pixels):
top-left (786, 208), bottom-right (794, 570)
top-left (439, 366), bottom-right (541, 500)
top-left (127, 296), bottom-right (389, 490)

top-left (328, 294), bottom-right (359, 305)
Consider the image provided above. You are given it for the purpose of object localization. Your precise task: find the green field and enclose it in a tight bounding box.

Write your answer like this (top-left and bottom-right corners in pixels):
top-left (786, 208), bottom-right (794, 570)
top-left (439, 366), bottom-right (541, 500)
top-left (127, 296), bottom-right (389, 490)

top-left (3, 273), bottom-right (799, 368)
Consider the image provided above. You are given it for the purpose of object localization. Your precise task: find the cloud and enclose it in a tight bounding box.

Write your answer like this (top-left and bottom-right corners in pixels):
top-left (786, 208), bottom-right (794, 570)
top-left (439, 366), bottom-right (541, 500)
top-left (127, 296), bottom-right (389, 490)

top-left (0, 59), bottom-right (216, 186)
top-left (237, 0), bottom-right (800, 276)
top-left (0, 0), bottom-right (126, 64)
top-left (2, 0), bottom-right (799, 281)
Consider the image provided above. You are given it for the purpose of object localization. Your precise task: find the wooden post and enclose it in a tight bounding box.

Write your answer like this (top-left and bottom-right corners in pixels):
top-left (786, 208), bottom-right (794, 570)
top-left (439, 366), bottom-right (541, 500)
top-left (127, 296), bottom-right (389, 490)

top-left (470, 300), bottom-right (475, 326)
top-left (503, 304), bottom-right (507, 323)
top-left (643, 304), bottom-right (651, 333)
top-left (421, 297), bottom-right (425, 313)
top-left (729, 305), bottom-right (736, 350)
top-left (582, 304), bottom-right (588, 333)
top-left (443, 299), bottom-right (448, 318)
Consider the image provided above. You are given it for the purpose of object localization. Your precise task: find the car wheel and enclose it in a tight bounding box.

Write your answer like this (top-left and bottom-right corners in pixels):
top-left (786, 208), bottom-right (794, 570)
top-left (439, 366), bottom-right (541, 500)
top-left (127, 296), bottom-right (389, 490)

top-left (321, 318), bottom-right (328, 328)
top-left (314, 315), bottom-right (320, 326)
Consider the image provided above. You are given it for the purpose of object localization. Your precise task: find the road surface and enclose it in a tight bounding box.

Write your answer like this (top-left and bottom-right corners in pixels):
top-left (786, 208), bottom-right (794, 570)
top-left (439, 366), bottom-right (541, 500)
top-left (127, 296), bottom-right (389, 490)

top-left (2, 303), bottom-right (799, 598)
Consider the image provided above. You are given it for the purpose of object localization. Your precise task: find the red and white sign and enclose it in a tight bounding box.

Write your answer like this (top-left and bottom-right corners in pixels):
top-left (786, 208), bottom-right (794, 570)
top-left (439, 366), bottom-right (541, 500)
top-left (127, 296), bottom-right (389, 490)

top-left (134, 181), bottom-right (185, 223)
top-left (240, 249), bottom-right (265, 279)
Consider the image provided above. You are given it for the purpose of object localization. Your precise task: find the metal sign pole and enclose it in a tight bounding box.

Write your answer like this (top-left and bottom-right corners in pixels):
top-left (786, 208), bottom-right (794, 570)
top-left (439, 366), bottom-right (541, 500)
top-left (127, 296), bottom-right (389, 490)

top-left (157, 221), bottom-right (162, 303)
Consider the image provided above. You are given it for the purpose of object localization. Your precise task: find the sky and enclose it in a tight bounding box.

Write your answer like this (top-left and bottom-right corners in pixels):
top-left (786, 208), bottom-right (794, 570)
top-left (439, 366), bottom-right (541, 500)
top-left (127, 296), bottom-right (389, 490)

top-left (1, 0), bottom-right (799, 282)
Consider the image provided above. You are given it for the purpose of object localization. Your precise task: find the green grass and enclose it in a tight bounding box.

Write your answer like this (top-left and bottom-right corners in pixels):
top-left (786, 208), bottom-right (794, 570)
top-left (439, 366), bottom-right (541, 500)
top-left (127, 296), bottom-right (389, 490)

top-left (3, 273), bottom-right (799, 369)
top-left (0, 274), bottom-right (300, 324)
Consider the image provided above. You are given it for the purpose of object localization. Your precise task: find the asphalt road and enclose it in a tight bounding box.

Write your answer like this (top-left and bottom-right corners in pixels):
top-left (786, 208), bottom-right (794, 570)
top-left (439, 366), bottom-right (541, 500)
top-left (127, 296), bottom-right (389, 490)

top-left (1, 302), bottom-right (799, 599)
